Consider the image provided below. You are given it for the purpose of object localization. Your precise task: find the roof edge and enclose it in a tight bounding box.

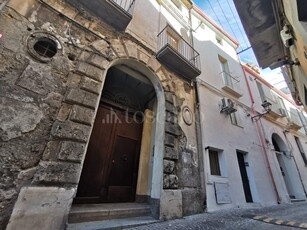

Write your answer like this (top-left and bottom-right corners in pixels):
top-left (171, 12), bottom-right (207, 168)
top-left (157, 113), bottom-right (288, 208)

top-left (242, 65), bottom-right (300, 109)
top-left (192, 5), bottom-right (240, 47)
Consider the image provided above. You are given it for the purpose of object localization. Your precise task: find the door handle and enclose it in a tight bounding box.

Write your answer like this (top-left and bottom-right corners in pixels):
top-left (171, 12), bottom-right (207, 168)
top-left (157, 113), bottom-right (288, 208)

top-left (122, 154), bottom-right (128, 161)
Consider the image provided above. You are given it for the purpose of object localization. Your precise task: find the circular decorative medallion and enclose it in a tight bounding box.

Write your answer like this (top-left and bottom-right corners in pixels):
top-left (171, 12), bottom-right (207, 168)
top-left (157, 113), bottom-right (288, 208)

top-left (182, 106), bottom-right (193, 126)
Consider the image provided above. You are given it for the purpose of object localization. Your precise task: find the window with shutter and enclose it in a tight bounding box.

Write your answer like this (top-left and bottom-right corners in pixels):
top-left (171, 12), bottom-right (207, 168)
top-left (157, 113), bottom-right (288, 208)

top-left (209, 150), bottom-right (221, 176)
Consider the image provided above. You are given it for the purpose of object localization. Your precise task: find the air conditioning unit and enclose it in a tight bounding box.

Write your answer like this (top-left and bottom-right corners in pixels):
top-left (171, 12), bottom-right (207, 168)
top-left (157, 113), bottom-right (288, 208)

top-left (280, 25), bottom-right (294, 48)
top-left (279, 108), bottom-right (287, 117)
top-left (220, 98), bottom-right (237, 114)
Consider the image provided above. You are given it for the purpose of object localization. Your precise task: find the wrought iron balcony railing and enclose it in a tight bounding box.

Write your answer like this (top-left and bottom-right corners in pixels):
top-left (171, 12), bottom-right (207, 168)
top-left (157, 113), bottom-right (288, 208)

top-left (156, 25), bottom-right (201, 80)
top-left (220, 71), bottom-right (242, 98)
top-left (112, 0), bottom-right (135, 16)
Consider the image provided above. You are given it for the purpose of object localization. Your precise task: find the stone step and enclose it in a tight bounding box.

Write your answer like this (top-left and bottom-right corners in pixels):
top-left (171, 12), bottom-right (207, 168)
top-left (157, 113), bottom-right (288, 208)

top-left (291, 198), bottom-right (306, 203)
top-left (67, 216), bottom-right (159, 230)
top-left (68, 203), bottom-right (151, 224)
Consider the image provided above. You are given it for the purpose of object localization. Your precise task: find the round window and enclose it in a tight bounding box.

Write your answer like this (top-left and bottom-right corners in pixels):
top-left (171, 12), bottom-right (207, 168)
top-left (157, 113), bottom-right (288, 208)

top-left (27, 32), bottom-right (62, 63)
top-left (33, 38), bottom-right (57, 58)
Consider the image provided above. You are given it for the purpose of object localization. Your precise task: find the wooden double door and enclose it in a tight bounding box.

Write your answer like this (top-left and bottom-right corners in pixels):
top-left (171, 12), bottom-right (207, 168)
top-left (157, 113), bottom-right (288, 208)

top-left (76, 104), bottom-right (143, 203)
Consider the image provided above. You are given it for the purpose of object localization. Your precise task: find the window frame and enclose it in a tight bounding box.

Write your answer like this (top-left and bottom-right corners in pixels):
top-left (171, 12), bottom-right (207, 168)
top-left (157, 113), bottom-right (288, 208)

top-left (230, 112), bottom-right (238, 126)
top-left (209, 149), bottom-right (221, 176)
top-left (166, 30), bottom-right (180, 50)
top-left (219, 55), bottom-right (233, 89)
top-left (229, 108), bottom-right (244, 128)
top-left (294, 136), bottom-right (307, 165)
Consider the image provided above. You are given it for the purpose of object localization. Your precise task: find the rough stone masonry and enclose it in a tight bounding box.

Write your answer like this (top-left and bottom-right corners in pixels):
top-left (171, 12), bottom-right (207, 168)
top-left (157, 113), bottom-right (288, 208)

top-left (0, 0), bottom-right (203, 229)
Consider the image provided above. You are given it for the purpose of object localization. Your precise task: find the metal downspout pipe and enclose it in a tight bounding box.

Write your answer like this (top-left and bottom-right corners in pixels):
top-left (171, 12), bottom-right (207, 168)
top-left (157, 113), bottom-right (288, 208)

top-left (189, 5), bottom-right (207, 210)
top-left (241, 64), bottom-right (281, 203)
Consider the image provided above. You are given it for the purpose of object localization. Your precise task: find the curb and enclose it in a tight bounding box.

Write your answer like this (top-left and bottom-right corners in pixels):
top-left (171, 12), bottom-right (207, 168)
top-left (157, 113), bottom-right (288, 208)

top-left (247, 215), bottom-right (307, 229)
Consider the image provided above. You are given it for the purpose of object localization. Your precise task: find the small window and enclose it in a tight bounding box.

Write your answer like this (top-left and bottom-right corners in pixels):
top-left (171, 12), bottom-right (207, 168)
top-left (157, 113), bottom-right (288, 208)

top-left (209, 150), bottom-right (221, 176)
top-left (230, 112), bottom-right (238, 126)
top-left (294, 136), bottom-right (307, 165)
top-left (27, 32), bottom-right (61, 63)
top-left (230, 109), bottom-right (243, 127)
top-left (33, 38), bottom-right (57, 58)
top-left (216, 36), bottom-right (223, 45)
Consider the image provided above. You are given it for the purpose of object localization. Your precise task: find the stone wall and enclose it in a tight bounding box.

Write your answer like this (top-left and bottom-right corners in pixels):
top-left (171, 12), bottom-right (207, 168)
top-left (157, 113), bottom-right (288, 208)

top-left (0, 0), bottom-right (203, 228)
top-left (161, 77), bottom-right (203, 217)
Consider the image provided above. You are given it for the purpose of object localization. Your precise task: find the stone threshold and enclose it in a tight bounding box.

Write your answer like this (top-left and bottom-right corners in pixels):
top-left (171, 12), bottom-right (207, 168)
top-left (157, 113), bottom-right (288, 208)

top-left (67, 216), bottom-right (159, 230)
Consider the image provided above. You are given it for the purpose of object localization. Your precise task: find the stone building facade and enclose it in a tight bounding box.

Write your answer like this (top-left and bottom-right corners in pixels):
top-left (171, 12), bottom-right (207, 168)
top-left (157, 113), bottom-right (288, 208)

top-left (0, 0), bottom-right (203, 229)
top-left (1, 0), bottom-right (307, 230)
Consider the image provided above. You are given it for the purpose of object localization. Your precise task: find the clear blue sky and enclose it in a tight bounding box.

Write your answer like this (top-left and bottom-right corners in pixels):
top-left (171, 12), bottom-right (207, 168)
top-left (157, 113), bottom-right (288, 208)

top-left (193, 0), bottom-right (257, 64)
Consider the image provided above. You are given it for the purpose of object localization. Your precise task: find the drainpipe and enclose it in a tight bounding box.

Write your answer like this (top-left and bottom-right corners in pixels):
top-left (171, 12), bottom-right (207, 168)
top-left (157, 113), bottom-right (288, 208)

top-left (241, 64), bottom-right (281, 203)
top-left (194, 79), bottom-right (207, 209)
top-left (189, 5), bottom-right (207, 209)
top-left (0, 0), bottom-right (10, 14)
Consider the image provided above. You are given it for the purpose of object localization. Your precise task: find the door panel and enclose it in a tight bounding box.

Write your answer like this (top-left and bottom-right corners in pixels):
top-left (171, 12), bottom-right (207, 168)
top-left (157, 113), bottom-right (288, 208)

top-left (237, 152), bottom-right (253, 203)
top-left (109, 136), bottom-right (139, 186)
top-left (76, 106), bottom-right (115, 201)
top-left (76, 104), bottom-right (142, 203)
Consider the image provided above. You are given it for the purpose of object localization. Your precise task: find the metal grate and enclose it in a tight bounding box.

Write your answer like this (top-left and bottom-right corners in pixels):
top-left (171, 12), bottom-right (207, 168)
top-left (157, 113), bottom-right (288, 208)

top-left (33, 38), bottom-right (57, 58)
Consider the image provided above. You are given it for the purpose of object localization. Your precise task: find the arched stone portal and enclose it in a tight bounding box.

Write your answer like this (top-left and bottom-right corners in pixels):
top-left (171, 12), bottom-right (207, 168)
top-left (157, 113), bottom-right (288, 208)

top-left (70, 42), bottom-right (168, 221)
top-left (75, 59), bottom-right (165, 207)
top-left (272, 133), bottom-right (305, 201)
top-left (7, 36), bottom-right (200, 230)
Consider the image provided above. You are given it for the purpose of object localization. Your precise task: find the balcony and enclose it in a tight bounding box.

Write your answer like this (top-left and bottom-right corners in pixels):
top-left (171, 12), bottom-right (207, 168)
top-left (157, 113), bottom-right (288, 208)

top-left (220, 71), bottom-right (242, 98)
top-left (287, 109), bottom-right (302, 131)
top-left (67, 0), bottom-right (135, 31)
top-left (156, 25), bottom-right (201, 80)
top-left (264, 99), bottom-right (286, 120)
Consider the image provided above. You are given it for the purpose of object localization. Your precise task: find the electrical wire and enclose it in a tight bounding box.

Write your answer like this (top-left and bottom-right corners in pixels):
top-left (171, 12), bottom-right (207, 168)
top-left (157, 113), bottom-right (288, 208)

top-left (225, 0), bottom-right (250, 49)
top-left (207, 0), bottom-right (225, 30)
top-left (216, 0), bottom-right (239, 43)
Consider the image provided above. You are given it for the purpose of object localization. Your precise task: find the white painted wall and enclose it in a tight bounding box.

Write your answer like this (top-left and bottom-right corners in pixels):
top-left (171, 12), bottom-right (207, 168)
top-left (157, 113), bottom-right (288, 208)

top-left (190, 2), bottom-right (307, 210)
top-left (129, 0), bottom-right (307, 211)
top-left (198, 86), bottom-right (278, 211)
top-left (126, 0), bottom-right (159, 51)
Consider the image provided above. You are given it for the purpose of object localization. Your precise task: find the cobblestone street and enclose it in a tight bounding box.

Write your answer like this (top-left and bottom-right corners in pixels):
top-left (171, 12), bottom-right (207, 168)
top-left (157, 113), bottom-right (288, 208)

top-left (131, 202), bottom-right (307, 230)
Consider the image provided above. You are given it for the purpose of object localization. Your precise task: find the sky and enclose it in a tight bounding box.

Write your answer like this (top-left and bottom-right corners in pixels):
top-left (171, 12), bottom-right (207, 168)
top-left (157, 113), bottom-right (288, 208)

top-left (193, 0), bottom-right (288, 92)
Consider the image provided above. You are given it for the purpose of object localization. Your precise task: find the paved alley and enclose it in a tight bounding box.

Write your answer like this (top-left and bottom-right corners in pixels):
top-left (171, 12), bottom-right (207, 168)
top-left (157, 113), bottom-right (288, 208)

top-left (131, 202), bottom-right (307, 230)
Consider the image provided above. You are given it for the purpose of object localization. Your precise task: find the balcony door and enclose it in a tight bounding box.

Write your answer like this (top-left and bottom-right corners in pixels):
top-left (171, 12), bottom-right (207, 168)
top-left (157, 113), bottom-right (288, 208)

top-left (167, 31), bottom-right (179, 50)
top-left (219, 57), bottom-right (233, 88)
